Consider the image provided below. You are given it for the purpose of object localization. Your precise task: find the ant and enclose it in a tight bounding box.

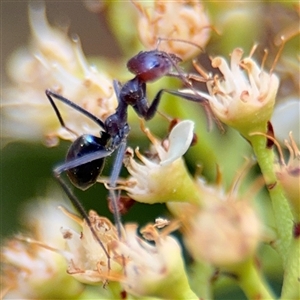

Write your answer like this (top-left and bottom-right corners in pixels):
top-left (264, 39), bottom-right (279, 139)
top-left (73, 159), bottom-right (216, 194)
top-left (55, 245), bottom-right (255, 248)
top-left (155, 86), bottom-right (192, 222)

top-left (46, 39), bottom-right (208, 245)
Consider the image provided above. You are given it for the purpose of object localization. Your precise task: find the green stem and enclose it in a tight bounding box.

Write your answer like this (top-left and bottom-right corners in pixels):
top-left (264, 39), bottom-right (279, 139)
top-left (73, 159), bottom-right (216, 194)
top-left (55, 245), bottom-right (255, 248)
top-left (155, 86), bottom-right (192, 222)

top-left (159, 272), bottom-right (199, 300)
top-left (281, 230), bottom-right (300, 300)
top-left (248, 134), bottom-right (293, 265)
top-left (189, 261), bottom-right (214, 300)
top-left (234, 258), bottom-right (276, 300)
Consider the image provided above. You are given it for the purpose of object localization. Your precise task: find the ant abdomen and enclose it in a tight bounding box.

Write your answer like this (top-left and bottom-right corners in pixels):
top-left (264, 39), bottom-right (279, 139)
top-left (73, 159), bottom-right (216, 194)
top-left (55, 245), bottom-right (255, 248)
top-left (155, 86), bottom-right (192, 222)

top-left (127, 50), bottom-right (182, 82)
top-left (66, 134), bottom-right (108, 190)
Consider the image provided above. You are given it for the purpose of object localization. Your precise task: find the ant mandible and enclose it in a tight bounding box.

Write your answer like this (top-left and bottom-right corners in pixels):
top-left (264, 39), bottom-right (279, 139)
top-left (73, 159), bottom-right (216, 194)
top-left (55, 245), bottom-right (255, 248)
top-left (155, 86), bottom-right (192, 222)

top-left (46, 39), bottom-right (207, 240)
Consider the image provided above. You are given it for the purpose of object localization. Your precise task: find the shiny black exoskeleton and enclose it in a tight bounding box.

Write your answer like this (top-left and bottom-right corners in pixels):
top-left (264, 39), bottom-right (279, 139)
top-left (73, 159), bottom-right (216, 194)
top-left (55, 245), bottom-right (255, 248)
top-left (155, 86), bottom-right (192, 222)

top-left (65, 133), bottom-right (110, 190)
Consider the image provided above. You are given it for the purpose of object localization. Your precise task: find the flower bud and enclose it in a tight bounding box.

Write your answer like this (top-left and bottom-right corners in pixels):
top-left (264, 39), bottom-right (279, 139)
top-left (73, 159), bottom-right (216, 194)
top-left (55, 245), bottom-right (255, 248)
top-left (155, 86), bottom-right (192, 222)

top-left (183, 162), bottom-right (262, 267)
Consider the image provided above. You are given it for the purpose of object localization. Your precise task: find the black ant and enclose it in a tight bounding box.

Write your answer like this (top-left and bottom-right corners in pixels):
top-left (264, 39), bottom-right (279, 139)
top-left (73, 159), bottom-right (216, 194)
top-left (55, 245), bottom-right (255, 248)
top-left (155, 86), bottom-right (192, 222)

top-left (46, 39), bottom-right (208, 247)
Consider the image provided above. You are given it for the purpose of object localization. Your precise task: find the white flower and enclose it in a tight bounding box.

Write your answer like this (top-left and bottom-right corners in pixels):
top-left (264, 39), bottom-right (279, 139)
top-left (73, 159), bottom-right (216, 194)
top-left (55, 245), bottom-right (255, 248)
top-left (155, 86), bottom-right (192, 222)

top-left (2, 3), bottom-right (116, 146)
top-left (134, 0), bottom-right (210, 60)
top-left (111, 223), bottom-right (197, 299)
top-left (192, 48), bottom-right (280, 136)
top-left (121, 120), bottom-right (201, 205)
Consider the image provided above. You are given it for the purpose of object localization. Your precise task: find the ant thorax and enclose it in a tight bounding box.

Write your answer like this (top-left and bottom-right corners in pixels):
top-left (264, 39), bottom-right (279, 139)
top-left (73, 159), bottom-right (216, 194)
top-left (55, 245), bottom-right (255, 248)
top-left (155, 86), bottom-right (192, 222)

top-left (119, 78), bottom-right (146, 106)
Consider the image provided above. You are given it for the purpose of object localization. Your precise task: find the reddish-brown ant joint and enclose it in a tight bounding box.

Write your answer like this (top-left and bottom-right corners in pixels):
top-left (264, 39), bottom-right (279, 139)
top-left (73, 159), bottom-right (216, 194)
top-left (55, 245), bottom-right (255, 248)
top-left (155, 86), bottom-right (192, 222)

top-left (107, 195), bottom-right (136, 215)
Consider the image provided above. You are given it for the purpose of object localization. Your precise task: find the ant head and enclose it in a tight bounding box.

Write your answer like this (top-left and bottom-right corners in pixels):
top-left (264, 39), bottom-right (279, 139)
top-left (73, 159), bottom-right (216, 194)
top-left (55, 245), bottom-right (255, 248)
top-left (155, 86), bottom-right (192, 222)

top-left (127, 50), bottom-right (182, 82)
top-left (127, 37), bottom-right (205, 83)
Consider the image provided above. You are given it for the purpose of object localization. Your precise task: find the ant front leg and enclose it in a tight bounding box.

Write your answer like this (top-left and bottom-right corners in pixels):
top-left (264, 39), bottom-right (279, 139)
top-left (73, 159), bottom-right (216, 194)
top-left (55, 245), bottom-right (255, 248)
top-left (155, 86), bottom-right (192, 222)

top-left (142, 88), bottom-right (208, 121)
top-left (160, 89), bottom-right (223, 131)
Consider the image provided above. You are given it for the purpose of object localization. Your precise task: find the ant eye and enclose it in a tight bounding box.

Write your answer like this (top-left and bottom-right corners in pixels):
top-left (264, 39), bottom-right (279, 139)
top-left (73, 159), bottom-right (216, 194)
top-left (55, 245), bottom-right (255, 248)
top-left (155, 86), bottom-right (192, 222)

top-left (152, 61), bottom-right (161, 68)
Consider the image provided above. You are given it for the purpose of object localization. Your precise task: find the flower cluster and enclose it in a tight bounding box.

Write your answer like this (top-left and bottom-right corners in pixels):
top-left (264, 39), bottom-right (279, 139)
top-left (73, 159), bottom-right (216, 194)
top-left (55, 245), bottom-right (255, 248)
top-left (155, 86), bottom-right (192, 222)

top-left (2, 3), bottom-right (116, 146)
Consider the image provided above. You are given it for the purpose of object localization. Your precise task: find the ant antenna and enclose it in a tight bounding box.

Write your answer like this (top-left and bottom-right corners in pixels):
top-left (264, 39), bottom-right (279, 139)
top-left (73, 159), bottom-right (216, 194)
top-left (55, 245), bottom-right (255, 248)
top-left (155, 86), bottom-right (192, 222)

top-left (156, 37), bottom-right (204, 53)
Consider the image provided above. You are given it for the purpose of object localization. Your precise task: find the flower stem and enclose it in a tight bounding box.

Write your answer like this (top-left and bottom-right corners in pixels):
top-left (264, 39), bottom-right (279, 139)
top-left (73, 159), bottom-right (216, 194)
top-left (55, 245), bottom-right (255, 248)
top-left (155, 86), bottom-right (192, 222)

top-left (248, 134), bottom-right (293, 265)
top-left (234, 258), bottom-right (275, 300)
top-left (190, 261), bottom-right (214, 300)
top-left (281, 230), bottom-right (300, 300)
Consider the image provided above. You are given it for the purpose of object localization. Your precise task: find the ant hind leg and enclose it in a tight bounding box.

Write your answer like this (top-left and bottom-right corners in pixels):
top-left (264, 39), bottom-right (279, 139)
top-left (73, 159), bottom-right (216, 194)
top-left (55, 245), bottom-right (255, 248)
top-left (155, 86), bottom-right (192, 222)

top-left (54, 170), bottom-right (111, 268)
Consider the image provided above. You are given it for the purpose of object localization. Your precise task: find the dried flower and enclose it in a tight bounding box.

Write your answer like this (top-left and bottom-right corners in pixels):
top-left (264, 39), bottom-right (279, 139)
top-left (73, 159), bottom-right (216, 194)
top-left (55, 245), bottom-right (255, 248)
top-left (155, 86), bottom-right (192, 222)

top-left (111, 223), bottom-right (198, 299)
top-left (133, 0), bottom-right (210, 60)
top-left (59, 208), bottom-right (121, 284)
top-left (2, 3), bottom-right (116, 146)
top-left (121, 120), bottom-right (201, 205)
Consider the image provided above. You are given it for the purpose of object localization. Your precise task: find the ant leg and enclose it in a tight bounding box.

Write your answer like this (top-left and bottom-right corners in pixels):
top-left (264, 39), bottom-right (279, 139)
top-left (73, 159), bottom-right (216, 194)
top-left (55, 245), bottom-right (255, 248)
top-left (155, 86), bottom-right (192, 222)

top-left (166, 71), bottom-right (207, 83)
top-left (107, 140), bottom-right (127, 239)
top-left (158, 88), bottom-right (208, 103)
top-left (53, 148), bottom-right (114, 177)
top-left (53, 171), bottom-right (111, 268)
top-left (143, 88), bottom-right (208, 121)
top-left (158, 89), bottom-right (224, 131)
top-left (45, 90), bottom-right (106, 129)
top-left (53, 136), bottom-right (125, 238)
top-left (45, 91), bottom-right (78, 137)
top-left (113, 80), bottom-right (122, 101)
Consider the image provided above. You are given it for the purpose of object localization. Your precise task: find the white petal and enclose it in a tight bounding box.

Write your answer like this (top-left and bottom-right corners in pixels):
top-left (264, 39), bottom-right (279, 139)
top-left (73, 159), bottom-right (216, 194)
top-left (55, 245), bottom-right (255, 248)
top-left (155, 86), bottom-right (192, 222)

top-left (160, 120), bottom-right (194, 166)
top-left (272, 99), bottom-right (300, 146)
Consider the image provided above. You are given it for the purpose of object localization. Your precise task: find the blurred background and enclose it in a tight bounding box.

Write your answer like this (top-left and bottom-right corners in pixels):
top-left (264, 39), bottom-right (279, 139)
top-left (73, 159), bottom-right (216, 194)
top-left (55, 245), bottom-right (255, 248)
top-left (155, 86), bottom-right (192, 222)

top-left (2, 1), bottom-right (298, 299)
